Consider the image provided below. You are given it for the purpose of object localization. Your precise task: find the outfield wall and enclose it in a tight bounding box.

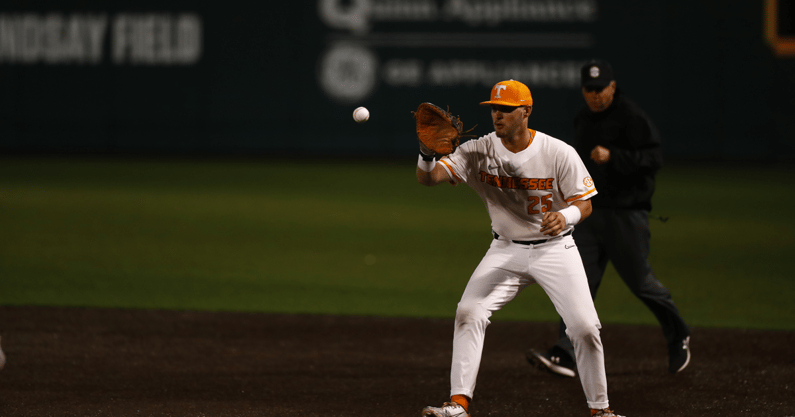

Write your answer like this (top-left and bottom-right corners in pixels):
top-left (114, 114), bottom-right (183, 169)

top-left (0, 0), bottom-right (793, 160)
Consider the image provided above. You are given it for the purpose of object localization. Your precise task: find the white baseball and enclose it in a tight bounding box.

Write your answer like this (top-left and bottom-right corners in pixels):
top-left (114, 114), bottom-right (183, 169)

top-left (353, 106), bottom-right (370, 123)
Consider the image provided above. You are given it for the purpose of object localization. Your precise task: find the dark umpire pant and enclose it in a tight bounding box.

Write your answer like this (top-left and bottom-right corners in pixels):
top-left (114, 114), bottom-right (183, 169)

top-left (555, 208), bottom-right (690, 359)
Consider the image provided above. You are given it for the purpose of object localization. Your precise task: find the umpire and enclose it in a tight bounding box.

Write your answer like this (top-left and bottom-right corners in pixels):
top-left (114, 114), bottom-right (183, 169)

top-left (526, 60), bottom-right (692, 376)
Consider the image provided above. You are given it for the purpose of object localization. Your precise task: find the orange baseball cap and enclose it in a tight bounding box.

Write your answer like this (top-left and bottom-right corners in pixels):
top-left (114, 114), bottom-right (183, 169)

top-left (480, 80), bottom-right (533, 106)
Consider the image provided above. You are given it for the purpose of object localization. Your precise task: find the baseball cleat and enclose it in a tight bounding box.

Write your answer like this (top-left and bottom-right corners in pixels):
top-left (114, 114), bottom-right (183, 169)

top-left (668, 335), bottom-right (691, 373)
top-left (525, 348), bottom-right (576, 377)
top-left (591, 407), bottom-right (625, 416)
top-left (422, 402), bottom-right (470, 417)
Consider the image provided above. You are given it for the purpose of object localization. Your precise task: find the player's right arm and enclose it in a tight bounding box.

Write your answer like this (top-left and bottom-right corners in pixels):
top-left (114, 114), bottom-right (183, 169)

top-left (416, 141), bottom-right (454, 186)
top-left (416, 158), bottom-right (453, 186)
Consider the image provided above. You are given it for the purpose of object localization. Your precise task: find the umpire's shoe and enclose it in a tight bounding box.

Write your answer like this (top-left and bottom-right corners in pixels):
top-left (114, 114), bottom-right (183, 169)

top-left (668, 335), bottom-right (691, 373)
top-left (525, 347), bottom-right (576, 377)
top-left (422, 402), bottom-right (469, 417)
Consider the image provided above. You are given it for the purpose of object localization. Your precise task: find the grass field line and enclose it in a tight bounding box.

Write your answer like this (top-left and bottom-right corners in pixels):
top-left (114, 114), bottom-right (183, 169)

top-left (1, 157), bottom-right (793, 330)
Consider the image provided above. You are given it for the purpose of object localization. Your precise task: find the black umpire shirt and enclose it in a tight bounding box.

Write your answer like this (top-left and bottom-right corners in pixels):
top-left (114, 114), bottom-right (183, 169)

top-left (573, 88), bottom-right (663, 211)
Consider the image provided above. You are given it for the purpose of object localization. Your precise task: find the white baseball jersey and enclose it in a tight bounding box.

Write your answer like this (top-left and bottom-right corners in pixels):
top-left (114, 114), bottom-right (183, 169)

top-left (436, 130), bottom-right (608, 409)
top-left (439, 129), bottom-right (597, 241)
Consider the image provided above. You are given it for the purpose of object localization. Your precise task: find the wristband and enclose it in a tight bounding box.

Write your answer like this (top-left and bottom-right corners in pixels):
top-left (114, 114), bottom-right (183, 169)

top-left (419, 150), bottom-right (435, 161)
top-left (559, 205), bottom-right (582, 226)
top-left (417, 154), bottom-right (436, 172)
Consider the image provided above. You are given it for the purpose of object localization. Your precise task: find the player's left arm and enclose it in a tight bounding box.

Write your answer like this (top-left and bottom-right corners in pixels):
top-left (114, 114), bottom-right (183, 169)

top-left (540, 199), bottom-right (591, 236)
top-left (543, 144), bottom-right (597, 236)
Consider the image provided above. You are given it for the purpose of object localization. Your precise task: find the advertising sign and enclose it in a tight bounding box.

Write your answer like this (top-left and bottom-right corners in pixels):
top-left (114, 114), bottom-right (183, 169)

top-left (0, 1), bottom-right (791, 159)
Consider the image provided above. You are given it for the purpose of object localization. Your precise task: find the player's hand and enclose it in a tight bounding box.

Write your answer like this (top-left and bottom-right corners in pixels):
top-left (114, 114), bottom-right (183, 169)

top-left (540, 212), bottom-right (566, 236)
top-left (590, 145), bottom-right (610, 165)
top-left (418, 140), bottom-right (435, 157)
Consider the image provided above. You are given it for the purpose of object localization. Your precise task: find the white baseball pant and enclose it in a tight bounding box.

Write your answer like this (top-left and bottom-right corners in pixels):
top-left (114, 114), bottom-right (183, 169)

top-left (449, 234), bottom-right (609, 410)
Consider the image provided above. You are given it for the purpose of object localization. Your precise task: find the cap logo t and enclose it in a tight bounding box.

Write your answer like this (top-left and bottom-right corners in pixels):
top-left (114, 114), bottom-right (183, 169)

top-left (494, 85), bottom-right (508, 98)
top-left (589, 66), bottom-right (600, 78)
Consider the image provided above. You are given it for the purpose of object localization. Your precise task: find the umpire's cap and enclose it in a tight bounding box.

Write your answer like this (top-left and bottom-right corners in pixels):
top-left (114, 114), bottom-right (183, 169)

top-left (480, 80), bottom-right (533, 107)
top-left (581, 60), bottom-right (614, 89)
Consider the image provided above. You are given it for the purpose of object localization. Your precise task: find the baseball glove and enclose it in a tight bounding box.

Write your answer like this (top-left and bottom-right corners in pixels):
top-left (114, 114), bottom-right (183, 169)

top-left (412, 102), bottom-right (472, 156)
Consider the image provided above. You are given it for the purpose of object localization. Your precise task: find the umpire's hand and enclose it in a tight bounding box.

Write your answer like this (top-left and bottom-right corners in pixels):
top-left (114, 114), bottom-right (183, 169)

top-left (590, 145), bottom-right (610, 164)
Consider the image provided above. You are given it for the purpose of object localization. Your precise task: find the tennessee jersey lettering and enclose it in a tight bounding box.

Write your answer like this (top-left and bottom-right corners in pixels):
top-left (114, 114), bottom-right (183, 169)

top-left (479, 172), bottom-right (554, 190)
top-left (440, 130), bottom-right (597, 241)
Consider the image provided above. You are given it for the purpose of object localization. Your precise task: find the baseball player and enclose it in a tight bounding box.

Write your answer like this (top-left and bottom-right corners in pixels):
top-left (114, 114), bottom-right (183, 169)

top-left (526, 60), bottom-right (691, 378)
top-left (417, 80), bottom-right (624, 417)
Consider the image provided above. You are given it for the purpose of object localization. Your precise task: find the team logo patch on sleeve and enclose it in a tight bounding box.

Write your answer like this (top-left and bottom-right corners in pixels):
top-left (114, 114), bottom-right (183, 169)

top-left (583, 176), bottom-right (594, 187)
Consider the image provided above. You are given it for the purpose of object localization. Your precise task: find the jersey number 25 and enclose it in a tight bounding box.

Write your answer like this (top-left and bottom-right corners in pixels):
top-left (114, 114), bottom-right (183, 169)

top-left (528, 194), bottom-right (552, 215)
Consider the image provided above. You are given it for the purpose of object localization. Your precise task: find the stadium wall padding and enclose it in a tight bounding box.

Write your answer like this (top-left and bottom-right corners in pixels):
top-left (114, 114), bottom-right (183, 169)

top-left (1, 0), bottom-right (793, 160)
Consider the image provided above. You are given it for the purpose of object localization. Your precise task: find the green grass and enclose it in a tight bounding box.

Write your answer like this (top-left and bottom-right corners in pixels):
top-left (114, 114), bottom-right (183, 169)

top-left (1, 157), bottom-right (793, 330)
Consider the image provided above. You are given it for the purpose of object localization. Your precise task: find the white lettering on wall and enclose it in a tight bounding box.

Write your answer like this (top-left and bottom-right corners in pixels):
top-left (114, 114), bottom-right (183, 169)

top-left (319, 44), bottom-right (378, 103)
top-left (0, 12), bottom-right (202, 65)
top-left (425, 59), bottom-right (580, 88)
top-left (325, 54), bottom-right (580, 102)
top-left (382, 59), bottom-right (423, 86)
top-left (318, 0), bottom-right (372, 33)
top-left (318, 0), bottom-right (597, 33)
top-left (113, 13), bottom-right (202, 65)
top-left (0, 13), bottom-right (107, 64)
top-left (317, 0), bottom-right (597, 102)
top-left (443, 0), bottom-right (597, 26)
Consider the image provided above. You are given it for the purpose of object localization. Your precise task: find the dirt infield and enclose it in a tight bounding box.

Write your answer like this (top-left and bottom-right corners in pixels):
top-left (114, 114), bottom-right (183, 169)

top-left (0, 306), bottom-right (793, 417)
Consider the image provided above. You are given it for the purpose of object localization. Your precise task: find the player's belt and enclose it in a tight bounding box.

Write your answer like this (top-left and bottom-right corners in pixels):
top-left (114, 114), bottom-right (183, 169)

top-left (492, 230), bottom-right (572, 245)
